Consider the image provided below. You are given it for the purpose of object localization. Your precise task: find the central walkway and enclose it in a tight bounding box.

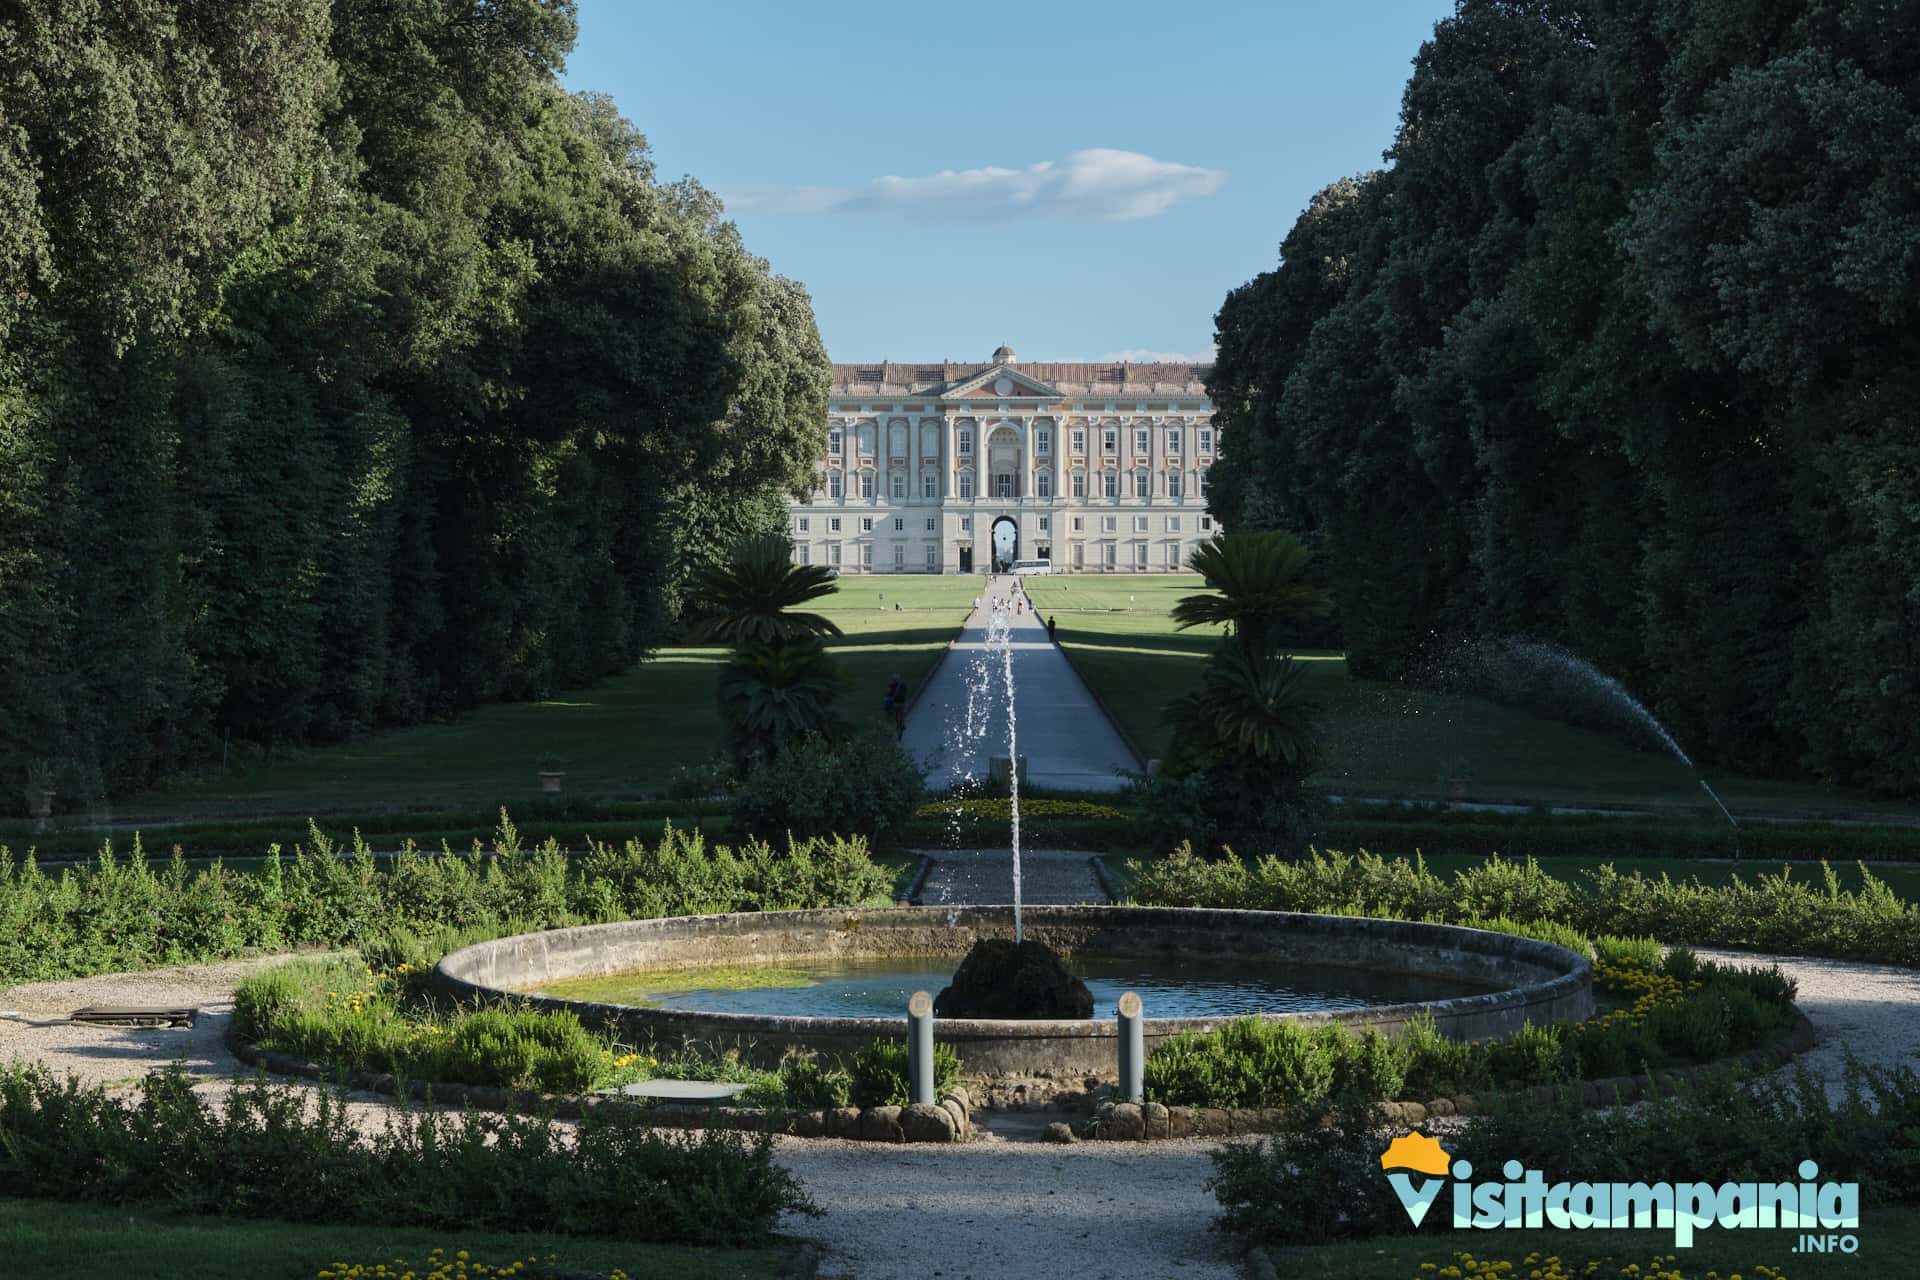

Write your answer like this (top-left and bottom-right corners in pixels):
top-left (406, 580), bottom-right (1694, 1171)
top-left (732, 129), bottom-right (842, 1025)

top-left (902, 582), bottom-right (1138, 794)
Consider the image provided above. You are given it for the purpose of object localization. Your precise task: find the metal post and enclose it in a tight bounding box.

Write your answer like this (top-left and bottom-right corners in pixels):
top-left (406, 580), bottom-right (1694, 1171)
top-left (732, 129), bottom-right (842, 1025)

top-left (908, 990), bottom-right (935, 1106)
top-left (1117, 990), bottom-right (1144, 1104)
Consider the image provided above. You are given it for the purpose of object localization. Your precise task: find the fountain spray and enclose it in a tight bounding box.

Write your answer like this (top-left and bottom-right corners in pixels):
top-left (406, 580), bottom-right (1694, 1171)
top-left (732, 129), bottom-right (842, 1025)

top-left (1699, 778), bottom-right (1742, 860)
top-left (986, 605), bottom-right (1024, 942)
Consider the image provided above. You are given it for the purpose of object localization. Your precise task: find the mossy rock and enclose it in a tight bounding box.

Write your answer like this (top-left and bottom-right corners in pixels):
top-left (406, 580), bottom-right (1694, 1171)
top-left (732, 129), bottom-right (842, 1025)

top-left (933, 938), bottom-right (1094, 1019)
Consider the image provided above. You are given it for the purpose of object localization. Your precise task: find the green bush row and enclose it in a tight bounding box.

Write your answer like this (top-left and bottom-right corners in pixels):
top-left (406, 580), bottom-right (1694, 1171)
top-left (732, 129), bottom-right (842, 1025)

top-left (0, 1064), bottom-right (814, 1246)
top-left (1208, 1056), bottom-right (1920, 1247)
top-left (1144, 949), bottom-right (1796, 1110)
top-left (1321, 809), bottom-right (1920, 863)
top-left (0, 814), bottom-right (892, 984)
top-left (234, 954), bottom-right (961, 1108)
top-left (1128, 845), bottom-right (1920, 966)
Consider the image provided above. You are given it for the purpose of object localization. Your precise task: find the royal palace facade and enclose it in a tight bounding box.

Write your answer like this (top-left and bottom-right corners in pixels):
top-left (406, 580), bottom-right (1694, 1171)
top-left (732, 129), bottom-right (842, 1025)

top-left (793, 345), bottom-right (1218, 574)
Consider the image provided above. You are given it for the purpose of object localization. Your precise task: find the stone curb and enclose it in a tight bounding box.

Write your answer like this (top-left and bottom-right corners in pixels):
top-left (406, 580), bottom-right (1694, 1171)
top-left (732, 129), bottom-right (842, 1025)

top-left (1085, 1008), bottom-right (1818, 1140)
top-left (1087, 854), bottom-right (1122, 904)
top-left (222, 1025), bottom-right (972, 1142)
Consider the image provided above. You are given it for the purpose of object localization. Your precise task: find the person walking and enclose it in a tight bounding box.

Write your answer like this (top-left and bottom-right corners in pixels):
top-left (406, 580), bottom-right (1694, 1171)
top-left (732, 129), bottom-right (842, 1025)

top-left (1047, 614), bottom-right (1057, 643)
top-left (884, 674), bottom-right (908, 737)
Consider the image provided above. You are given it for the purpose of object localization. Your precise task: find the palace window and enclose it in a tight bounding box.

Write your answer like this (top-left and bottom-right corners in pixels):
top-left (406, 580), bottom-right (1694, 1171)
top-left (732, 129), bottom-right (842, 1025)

top-left (1039, 516), bottom-right (1051, 532)
top-left (1199, 428), bottom-right (1213, 453)
top-left (1200, 514), bottom-right (1213, 531)
top-left (923, 474), bottom-right (937, 498)
top-left (1167, 515), bottom-right (1181, 532)
top-left (862, 543), bottom-right (873, 566)
top-left (1134, 471), bottom-right (1150, 499)
top-left (1135, 429), bottom-right (1149, 454)
top-left (961, 516), bottom-right (972, 532)
top-left (994, 473), bottom-right (1015, 499)
top-left (828, 430), bottom-right (843, 453)
top-left (1135, 515), bottom-right (1149, 532)
top-left (1103, 472), bottom-right (1118, 499)
top-left (958, 473), bottom-right (974, 499)
top-left (894, 516), bottom-right (904, 531)
top-left (830, 543), bottom-right (842, 565)
top-left (1036, 428), bottom-right (1051, 455)
top-left (926, 516), bottom-right (936, 531)
top-left (829, 473), bottom-right (843, 499)
top-left (1072, 472), bottom-right (1086, 499)
top-left (830, 517), bottom-right (842, 532)
top-left (1104, 543), bottom-right (1117, 568)
top-left (958, 429), bottom-right (973, 456)
top-left (1136, 543), bottom-right (1149, 568)
top-left (1168, 472), bottom-right (1183, 499)
top-left (1072, 516), bottom-right (1084, 532)
top-left (894, 544), bottom-right (905, 567)
top-left (1073, 544), bottom-right (1085, 568)
top-left (797, 544), bottom-right (810, 564)
top-left (862, 517), bottom-right (874, 531)
top-left (858, 428), bottom-right (874, 455)
top-left (1199, 468), bottom-right (1210, 497)
top-left (1072, 429), bottom-right (1086, 453)
top-left (1166, 428), bottom-right (1180, 452)
top-left (797, 516), bottom-right (809, 533)
top-left (1103, 429), bottom-right (1117, 452)
top-left (1037, 471), bottom-right (1052, 499)
top-left (860, 471), bottom-right (875, 498)
top-left (1103, 515), bottom-right (1117, 533)
top-left (891, 474), bottom-right (905, 498)
top-left (926, 544), bottom-right (938, 567)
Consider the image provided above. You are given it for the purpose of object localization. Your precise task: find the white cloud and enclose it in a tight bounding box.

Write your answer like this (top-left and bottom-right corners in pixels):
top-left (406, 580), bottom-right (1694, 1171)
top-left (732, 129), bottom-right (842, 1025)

top-left (726, 149), bottom-right (1227, 223)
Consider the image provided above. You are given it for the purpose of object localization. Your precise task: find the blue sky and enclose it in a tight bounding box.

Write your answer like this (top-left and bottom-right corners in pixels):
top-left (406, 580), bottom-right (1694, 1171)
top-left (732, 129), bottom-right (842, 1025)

top-left (560, 1), bottom-right (1456, 364)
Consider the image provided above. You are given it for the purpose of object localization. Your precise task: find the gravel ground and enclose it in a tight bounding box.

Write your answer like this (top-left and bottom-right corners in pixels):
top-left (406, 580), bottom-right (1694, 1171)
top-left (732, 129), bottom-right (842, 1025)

top-left (5, 946), bottom-right (1918, 1279)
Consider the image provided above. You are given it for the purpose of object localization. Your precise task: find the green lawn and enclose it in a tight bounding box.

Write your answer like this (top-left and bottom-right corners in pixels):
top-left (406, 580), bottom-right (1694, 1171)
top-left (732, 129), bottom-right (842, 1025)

top-left (1052, 605), bottom-right (1920, 823)
top-left (103, 579), bottom-right (978, 822)
top-left (0, 1198), bottom-right (789, 1280)
top-left (1264, 1205), bottom-right (1912, 1279)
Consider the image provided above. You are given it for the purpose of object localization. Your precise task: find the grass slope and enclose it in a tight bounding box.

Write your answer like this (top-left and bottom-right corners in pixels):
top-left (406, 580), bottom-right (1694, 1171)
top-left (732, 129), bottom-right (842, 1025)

top-left (1046, 583), bottom-right (1917, 821)
top-left (95, 579), bottom-right (977, 822)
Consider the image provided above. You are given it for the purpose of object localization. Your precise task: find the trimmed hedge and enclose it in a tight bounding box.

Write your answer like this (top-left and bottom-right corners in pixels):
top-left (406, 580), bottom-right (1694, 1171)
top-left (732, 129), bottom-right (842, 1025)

top-left (0, 1064), bottom-right (814, 1246)
top-left (1129, 845), bottom-right (1920, 966)
top-left (0, 814), bottom-right (892, 984)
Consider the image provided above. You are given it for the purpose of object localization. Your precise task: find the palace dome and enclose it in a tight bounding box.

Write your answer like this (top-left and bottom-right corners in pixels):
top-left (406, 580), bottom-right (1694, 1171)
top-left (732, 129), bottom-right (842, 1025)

top-left (991, 343), bottom-right (1017, 364)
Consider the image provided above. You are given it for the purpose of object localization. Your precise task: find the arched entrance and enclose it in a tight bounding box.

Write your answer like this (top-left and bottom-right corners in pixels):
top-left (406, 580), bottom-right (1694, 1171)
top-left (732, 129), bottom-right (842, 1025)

top-left (991, 517), bottom-right (1018, 571)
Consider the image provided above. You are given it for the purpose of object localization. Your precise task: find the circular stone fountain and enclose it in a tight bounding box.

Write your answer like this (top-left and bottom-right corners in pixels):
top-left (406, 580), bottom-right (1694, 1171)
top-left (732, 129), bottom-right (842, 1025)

top-left (434, 906), bottom-right (1593, 1077)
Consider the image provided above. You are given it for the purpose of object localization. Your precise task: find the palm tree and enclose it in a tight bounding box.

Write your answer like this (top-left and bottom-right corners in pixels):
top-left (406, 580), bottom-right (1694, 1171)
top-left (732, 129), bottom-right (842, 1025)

top-left (684, 533), bottom-right (843, 645)
top-left (716, 635), bottom-right (840, 767)
top-left (687, 533), bottom-right (843, 765)
top-left (1165, 644), bottom-right (1323, 774)
top-left (1173, 531), bottom-right (1331, 658)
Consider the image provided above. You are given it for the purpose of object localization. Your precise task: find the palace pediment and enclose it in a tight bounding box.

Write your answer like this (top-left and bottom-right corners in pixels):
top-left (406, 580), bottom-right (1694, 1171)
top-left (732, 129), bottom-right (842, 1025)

top-left (940, 364), bottom-right (1061, 400)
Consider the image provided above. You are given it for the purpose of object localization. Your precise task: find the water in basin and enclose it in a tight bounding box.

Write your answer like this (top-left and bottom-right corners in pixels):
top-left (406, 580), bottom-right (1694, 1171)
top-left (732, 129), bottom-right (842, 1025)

top-left (531, 954), bottom-right (1495, 1019)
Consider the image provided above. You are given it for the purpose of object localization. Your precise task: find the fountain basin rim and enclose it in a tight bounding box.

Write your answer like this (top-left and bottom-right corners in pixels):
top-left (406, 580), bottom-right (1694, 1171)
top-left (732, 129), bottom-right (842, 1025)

top-left (433, 906), bottom-right (1594, 1074)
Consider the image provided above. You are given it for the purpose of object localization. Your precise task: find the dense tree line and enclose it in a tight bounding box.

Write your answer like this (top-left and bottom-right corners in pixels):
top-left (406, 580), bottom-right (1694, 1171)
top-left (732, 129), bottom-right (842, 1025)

top-left (1208, 0), bottom-right (1919, 795)
top-left (0, 2), bottom-right (827, 807)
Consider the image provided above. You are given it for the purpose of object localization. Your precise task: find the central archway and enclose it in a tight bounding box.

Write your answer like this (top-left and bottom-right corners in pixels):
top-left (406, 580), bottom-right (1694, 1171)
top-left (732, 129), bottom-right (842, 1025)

top-left (990, 516), bottom-right (1018, 571)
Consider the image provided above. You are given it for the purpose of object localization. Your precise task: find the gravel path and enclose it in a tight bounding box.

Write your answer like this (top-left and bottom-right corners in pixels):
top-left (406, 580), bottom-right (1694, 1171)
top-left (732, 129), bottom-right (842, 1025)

top-left (1692, 947), bottom-right (1920, 1092)
top-left (915, 848), bottom-right (1110, 907)
top-left (6, 946), bottom-right (1919, 1279)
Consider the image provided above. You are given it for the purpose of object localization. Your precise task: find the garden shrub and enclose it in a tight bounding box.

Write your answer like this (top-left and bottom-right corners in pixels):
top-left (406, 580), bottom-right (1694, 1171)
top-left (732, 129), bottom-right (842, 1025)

top-left (842, 1038), bottom-right (961, 1108)
top-left (1208, 1057), bottom-right (1920, 1248)
top-left (0, 816), bottom-right (892, 985)
top-left (732, 729), bottom-right (925, 844)
top-left (1128, 845), bottom-right (1920, 967)
top-left (0, 1064), bottom-right (815, 1246)
top-left (1148, 951), bottom-right (1797, 1110)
